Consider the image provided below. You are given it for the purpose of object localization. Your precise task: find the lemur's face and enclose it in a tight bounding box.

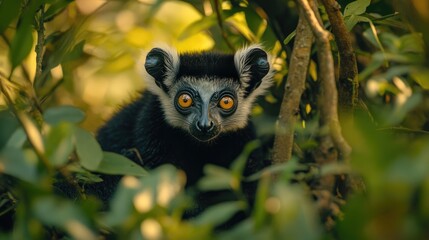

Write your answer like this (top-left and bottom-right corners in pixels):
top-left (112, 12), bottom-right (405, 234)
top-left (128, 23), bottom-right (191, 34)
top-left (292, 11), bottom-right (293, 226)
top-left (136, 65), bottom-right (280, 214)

top-left (144, 45), bottom-right (273, 142)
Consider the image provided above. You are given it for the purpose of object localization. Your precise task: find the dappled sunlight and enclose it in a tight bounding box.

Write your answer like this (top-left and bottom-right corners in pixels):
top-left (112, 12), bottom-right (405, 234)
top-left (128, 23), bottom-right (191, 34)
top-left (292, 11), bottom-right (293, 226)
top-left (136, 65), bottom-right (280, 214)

top-left (140, 219), bottom-right (162, 240)
top-left (134, 189), bottom-right (153, 213)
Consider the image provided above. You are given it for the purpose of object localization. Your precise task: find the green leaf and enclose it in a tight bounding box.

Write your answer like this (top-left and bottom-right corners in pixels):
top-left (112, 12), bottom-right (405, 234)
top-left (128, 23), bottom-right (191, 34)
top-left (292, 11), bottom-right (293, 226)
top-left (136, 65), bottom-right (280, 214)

top-left (0, 147), bottom-right (38, 183)
top-left (9, 23), bottom-right (34, 70)
top-left (74, 128), bottom-right (103, 171)
top-left (45, 122), bottom-right (74, 166)
top-left (411, 69), bottom-right (429, 90)
top-left (5, 128), bottom-right (26, 148)
top-left (62, 40), bottom-right (85, 62)
top-left (198, 165), bottom-right (233, 190)
top-left (253, 173), bottom-right (270, 229)
top-left (358, 16), bottom-right (386, 55)
top-left (192, 201), bottom-right (245, 226)
top-left (0, 111), bottom-right (19, 149)
top-left (44, 105), bottom-right (85, 125)
top-left (246, 159), bottom-right (305, 182)
top-left (0, 0), bottom-right (22, 33)
top-left (244, 8), bottom-right (262, 36)
top-left (95, 152), bottom-right (147, 176)
top-left (399, 33), bottom-right (425, 54)
top-left (343, 0), bottom-right (371, 17)
top-left (344, 14), bottom-right (360, 31)
top-left (179, 15), bottom-right (217, 40)
top-left (283, 30), bottom-right (296, 45)
top-left (230, 140), bottom-right (260, 177)
top-left (33, 196), bottom-right (97, 239)
top-left (179, 9), bottom-right (239, 40)
top-left (102, 179), bottom-right (140, 226)
top-left (44, 0), bottom-right (72, 22)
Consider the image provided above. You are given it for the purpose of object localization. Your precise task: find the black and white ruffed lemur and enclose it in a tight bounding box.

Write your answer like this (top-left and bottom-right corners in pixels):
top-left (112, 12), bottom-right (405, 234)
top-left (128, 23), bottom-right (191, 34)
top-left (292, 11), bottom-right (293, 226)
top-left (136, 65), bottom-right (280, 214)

top-left (84, 45), bottom-right (273, 217)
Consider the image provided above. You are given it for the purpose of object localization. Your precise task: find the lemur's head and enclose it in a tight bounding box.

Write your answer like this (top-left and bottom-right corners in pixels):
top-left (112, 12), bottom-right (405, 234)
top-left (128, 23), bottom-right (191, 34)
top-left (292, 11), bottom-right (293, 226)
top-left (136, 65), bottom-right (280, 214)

top-left (143, 45), bottom-right (273, 142)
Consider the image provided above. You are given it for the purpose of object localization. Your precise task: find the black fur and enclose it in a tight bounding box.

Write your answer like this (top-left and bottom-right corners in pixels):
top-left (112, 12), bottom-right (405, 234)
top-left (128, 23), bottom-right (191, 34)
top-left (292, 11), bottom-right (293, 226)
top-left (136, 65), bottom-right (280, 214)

top-left (78, 47), bottom-right (271, 227)
top-left (84, 91), bottom-right (263, 205)
top-left (178, 52), bottom-right (239, 80)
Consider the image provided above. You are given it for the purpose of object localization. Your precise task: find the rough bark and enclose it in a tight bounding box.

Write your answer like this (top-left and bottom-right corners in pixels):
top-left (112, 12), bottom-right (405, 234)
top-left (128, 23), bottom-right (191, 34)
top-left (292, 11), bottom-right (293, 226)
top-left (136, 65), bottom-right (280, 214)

top-left (320, 0), bottom-right (358, 115)
top-left (295, 0), bottom-right (352, 162)
top-left (272, 7), bottom-right (314, 165)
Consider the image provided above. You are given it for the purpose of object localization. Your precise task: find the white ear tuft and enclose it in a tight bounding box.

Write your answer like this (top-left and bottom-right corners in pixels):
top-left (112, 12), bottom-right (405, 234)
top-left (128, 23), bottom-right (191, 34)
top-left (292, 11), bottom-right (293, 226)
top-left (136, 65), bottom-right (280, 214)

top-left (234, 44), bottom-right (274, 98)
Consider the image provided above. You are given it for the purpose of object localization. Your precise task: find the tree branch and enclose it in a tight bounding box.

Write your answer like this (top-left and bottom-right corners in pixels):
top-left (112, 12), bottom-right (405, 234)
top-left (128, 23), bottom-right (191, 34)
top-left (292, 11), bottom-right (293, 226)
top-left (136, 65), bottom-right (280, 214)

top-left (320, 0), bottom-right (358, 115)
top-left (272, 7), bottom-right (314, 164)
top-left (295, 0), bottom-right (351, 162)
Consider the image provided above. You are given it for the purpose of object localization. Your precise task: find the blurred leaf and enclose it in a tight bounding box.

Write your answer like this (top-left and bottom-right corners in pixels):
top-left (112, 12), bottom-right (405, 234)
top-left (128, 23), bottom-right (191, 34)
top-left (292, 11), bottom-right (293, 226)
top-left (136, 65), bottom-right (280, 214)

top-left (0, 111), bottom-right (19, 149)
top-left (44, 0), bottom-right (72, 22)
top-left (8, 0), bottom-right (41, 70)
top-left (337, 195), bottom-right (369, 240)
top-left (179, 15), bottom-right (217, 40)
top-left (360, 16), bottom-right (386, 56)
top-left (358, 52), bottom-right (385, 80)
top-left (320, 163), bottom-right (352, 176)
top-left (246, 159), bottom-right (305, 182)
top-left (231, 140), bottom-right (260, 178)
top-left (33, 196), bottom-right (97, 240)
top-left (39, 22), bottom-right (85, 86)
top-left (399, 33), bottom-right (425, 54)
top-left (345, 14), bottom-right (360, 31)
top-left (371, 13), bottom-right (408, 30)
top-left (272, 183), bottom-right (321, 240)
top-left (95, 152), bottom-right (147, 176)
top-left (100, 54), bottom-right (135, 73)
top-left (62, 40), bottom-right (86, 62)
top-left (343, 0), bottom-right (371, 17)
top-left (386, 93), bottom-right (422, 126)
top-left (74, 128), bottom-right (102, 171)
top-left (179, 9), bottom-right (239, 40)
top-left (45, 122), bottom-right (74, 166)
top-left (192, 201), bottom-right (245, 226)
top-left (43, 105), bottom-right (85, 125)
top-left (0, 147), bottom-right (38, 183)
top-left (411, 69), bottom-right (429, 90)
top-left (105, 165), bottom-right (180, 226)
top-left (125, 27), bottom-right (152, 48)
top-left (102, 177), bottom-right (140, 226)
top-left (253, 173), bottom-right (270, 229)
top-left (198, 165), bottom-right (233, 191)
top-left (244, 8), bottom-right (263, 37)
top-left (9, 23), bottom-right (33, 71)
top-left (5, 128), bottom-right (26, 148)
top-left (0, 0), bottom-right (22, 33)
top-left (218, 219), bottom-right (266, 240)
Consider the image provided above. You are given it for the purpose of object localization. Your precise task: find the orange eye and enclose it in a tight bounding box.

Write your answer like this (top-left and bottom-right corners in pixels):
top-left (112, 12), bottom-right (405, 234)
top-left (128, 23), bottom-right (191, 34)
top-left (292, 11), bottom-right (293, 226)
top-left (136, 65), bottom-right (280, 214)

top-left (178, 93), bottom-right (193, 108)
top-left (219, 96), bottom-right (234, 110)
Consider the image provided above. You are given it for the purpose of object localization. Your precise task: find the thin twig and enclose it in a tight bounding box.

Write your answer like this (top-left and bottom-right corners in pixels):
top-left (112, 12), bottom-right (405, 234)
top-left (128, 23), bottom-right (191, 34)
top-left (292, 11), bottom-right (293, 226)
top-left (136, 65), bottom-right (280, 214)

top-left (40, 79), bottom-right (64, 104)
top-left (35, 4), bottom-right (45, 86)
top-left (213, 0), bottom-right (235, 51)
top-left (272, 6), bottom-right (314, 165)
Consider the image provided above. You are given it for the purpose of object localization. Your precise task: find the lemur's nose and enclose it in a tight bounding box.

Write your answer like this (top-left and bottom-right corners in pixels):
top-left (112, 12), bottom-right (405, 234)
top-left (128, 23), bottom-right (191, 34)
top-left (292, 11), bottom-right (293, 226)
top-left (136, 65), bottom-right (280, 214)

top-left (197, 120), bottom-right (214, 133)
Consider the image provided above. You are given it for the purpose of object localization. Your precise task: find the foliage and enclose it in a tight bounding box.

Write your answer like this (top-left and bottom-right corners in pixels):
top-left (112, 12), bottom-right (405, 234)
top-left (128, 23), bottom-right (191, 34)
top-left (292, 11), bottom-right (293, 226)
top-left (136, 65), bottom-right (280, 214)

top-left (0, 0), bottom-right (429, 239)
